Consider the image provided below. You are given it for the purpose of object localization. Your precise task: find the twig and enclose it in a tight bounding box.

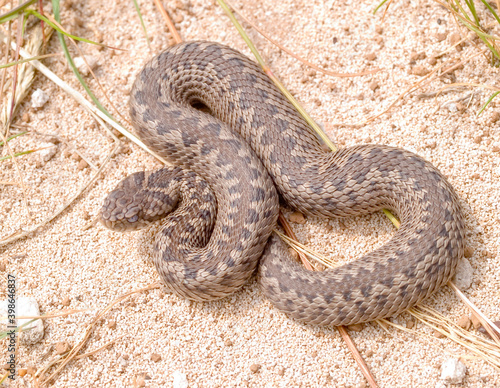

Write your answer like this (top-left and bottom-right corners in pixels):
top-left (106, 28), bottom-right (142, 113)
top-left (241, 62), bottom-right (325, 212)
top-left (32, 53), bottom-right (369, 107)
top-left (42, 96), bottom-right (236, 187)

top-left (37, 283), bottom-right (160, 385)
top-left (153, 0), bottom-right (182, 44)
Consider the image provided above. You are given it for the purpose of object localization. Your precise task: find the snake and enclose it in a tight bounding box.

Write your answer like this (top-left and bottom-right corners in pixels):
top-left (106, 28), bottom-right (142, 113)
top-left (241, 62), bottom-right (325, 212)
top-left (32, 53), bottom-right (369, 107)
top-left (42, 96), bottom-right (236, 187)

top-left (100, 41), bottom-right (466, 326)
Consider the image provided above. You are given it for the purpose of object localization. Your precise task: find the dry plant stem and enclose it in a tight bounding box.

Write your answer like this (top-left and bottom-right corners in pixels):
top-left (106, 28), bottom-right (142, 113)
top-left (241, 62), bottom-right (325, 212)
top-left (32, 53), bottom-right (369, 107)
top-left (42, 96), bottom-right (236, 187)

top-left (448, 281), bottom-right (500, 344)
top-left (153, 0), bottom-right (182, 44)
top-left (0, 31), bottom-right (167, 162)
top-left (361, 50), bottom-right (485, 126)
top-left (37, 283), bottom-right (160, 386)
top-left (277, 213), bottom-right (313, 270)
top-left (224, 0), bottom-right (379, 78)
top-left (337, 326), bottom-right (379, 388)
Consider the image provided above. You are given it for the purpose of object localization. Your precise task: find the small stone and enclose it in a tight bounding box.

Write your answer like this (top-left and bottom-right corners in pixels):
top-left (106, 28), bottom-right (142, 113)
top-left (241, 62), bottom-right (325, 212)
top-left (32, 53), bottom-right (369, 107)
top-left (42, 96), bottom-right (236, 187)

top-left (365, 349), bottom-right (373, 357)
top-left (491, 111), bottom-right (500, 123)
top-left (172, 370), bottom-right (188, 388)
top-left (463, 246), bottom-right (474, 258)
top-left (355, 382), bottom-right (367, 388)
top-left (224, 339), bottom-right (233, 347)
top-left (22, 112), bottom-right (30, 123)
top-left (470, 314), bottom-right (481, 330)
top-left (436, 31), bottom-right (448, 42)
top-left (134, 374), bottom-right (146, 387)
top-left (440, 358), bottom-right (466, 384)
top-left (428, 56), bottom-right (437, 66)
top-left (18, 368), bottom-right (27, 377)
top-left (31, 88), bottom-right (49, 108)
top-left (364, 52), bottom-right (376, 61)
top-left (150, 353), bottom-right (161, 362)
top-left (77, 159), bottom-right (89, 170)
top-left (61, 296), bottom-right (71, 307)
top-left (250, 363), bottom-right (261, 373)
top-left (368, 81), bottom-right (379, 91)
top-left (348, 324), bottom-right (363, 332)
top-left (473, 135), bottom-right (483, 144)
top-left (410, 52), bottom-right (426, 61)
top-left (448, 32), bottom-right (461, 46)
top-left (375, 25), bottom-right (383, 34)
top-left (118, 356), bottom-right (129, 367)
top-left (491, 143), bottom-right (500, 153)
top-left (289, 211), bottom-right (306, 224)
top-left (173, 13), bottom-right (184, 23)
top-left (411, 65), bottom-right (429, 76)
top-left (27, 366), bottom-right (37, 375)
top-left (0, 261), bottom-right (6, 272)
top-left (55, 341), bottom-right (71, 355)
top-left (0, 297), bottom-right (44, 345)
top-left (452, 257), bottom-right (473, 290)
top-left (457, 314), bottom-right (471, 330)
top-left (71, 152), bottom-right (81, 161)
top-left (428, 141), bottom-right (437, 150)
top-left (107, 320), bottom-right (116, 329)
top-left (277, 366), bottom-right (285, 376)
top-left (406, 319), bottom-right (415, 329)
top-left (73, 55), bottom-right (99, 76)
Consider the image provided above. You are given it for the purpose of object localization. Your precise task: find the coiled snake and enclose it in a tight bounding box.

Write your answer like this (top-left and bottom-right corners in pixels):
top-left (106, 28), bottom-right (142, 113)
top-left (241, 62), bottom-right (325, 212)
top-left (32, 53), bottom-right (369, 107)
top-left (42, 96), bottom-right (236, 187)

top-left (100, 41), bottom-right (465, 326)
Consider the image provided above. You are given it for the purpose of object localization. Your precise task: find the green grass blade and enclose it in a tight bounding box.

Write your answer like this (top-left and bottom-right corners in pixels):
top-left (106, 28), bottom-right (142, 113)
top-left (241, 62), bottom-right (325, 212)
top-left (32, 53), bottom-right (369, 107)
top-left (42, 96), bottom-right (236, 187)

top-left (0, 0), bottom-right (36, 24)
top-left (479, 0), bottom-right (500, 25)
top-left (0, 131), bottom-right (27, 146)
top-left (477, 91), bottom-right (500, 115)
top-left (0, 149), bottom-right (36, 161)
top-left (51, 0), bottom-right (113, 120)
top-left (464, 0), bottom-right (481, 26)
top-left (132, 0), bottom-right (151, 49)
top-left (0, 54), bottom-right (56, 69)
top-left (26, 9), bottom-right (103, 47)
top-left (373, 0), bottom-right (392, 14)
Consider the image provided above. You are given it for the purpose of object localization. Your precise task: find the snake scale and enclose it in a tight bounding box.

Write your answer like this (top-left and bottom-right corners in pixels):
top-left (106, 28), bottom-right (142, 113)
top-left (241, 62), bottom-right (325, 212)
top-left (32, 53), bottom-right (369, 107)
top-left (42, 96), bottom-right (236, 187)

top-left (100, 41), bottom-right (466, 326)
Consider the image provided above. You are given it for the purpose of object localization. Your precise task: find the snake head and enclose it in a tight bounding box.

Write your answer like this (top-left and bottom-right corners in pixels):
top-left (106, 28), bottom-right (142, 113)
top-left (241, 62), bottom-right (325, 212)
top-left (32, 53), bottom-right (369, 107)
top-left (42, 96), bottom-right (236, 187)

top-left (99, 170), bottom-right (179, 232)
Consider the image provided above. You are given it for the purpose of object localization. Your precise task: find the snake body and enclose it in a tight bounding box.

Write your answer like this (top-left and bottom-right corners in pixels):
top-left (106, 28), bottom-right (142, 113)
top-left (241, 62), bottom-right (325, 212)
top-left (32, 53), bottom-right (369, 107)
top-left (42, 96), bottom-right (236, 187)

top-left (100, 41), bottom-right (466, 326)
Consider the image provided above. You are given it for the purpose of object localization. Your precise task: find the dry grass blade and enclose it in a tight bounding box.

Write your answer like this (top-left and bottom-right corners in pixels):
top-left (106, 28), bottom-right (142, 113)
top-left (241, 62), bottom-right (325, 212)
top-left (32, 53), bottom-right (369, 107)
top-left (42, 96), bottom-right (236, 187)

top-left (448, 281), bottom-right (500, 345)
top-left (338, 326), bottom-right (379, 388)
top-left (408, 306), bottom-right (500, 369)
top-left (360, 51), bottom-right (484, 125)
top-left (0, 24), bottom-right (52, 131)
top-left (277, 213), bottom-right (313, 270)
top-left (36, 283), bottom-right (160, 386)
top-left (153, 0), bottom-right (182, 44)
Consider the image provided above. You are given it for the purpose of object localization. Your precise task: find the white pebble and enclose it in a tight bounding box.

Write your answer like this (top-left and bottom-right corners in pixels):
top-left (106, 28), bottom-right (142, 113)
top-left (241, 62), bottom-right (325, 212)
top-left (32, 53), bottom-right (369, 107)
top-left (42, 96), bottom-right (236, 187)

top-left (452, 257), bottom-right (473, 290)
top-left (172, 370), bottom-right (188, 388)
top-left (0, 297), bottom-right (44, 345)
top-left (440, 358), bottom-right (466, 384)
top-left (38, 142), bottom-right (58, 165)
top-left (74, 55), bottom-right (99, 76)
top-left (31, 88), bottom-right (49, 108)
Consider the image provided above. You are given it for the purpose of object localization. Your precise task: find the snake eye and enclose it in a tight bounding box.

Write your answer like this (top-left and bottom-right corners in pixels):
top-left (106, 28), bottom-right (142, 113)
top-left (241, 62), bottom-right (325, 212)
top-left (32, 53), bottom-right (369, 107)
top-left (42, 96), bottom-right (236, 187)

top-left (128, 215), bottom-right (139, 223)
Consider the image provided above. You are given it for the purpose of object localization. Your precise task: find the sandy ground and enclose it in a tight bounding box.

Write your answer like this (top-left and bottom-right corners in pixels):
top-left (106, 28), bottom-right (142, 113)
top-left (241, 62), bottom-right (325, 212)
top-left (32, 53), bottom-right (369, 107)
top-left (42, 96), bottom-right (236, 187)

top-left (1, 0), bottom-right (500, 386)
